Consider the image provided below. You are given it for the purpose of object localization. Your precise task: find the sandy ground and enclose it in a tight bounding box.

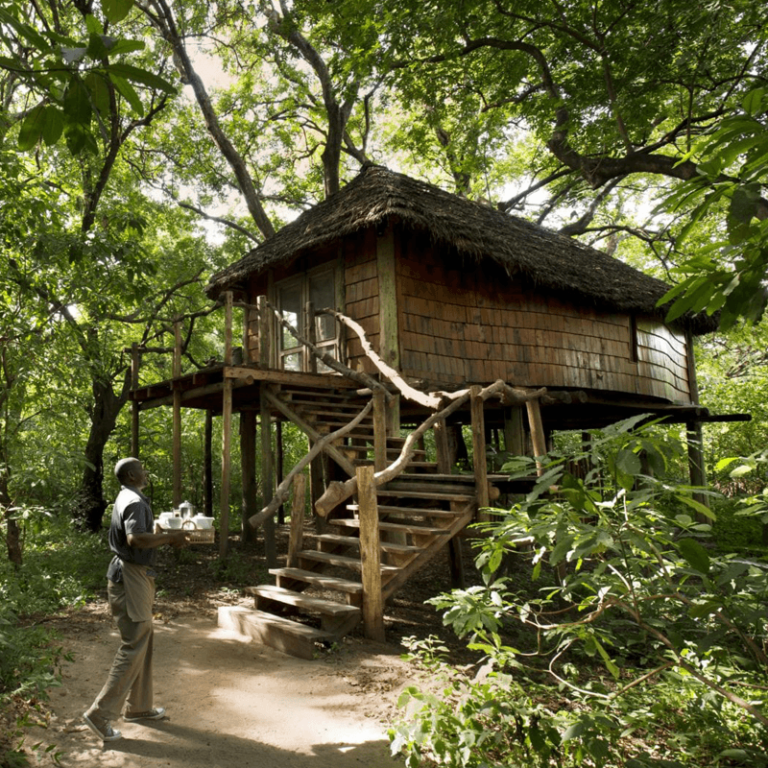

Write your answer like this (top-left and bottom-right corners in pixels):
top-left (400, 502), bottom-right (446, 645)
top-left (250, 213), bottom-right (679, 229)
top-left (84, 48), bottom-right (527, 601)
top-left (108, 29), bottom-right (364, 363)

top-left (25, 602), bottom-right (411, 768)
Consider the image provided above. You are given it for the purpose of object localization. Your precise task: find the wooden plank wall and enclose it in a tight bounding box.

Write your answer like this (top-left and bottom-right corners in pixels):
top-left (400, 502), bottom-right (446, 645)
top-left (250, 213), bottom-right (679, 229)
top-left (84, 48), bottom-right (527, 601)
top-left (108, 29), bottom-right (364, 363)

top-left (397, 235), bottom-right (692, 403)
top-left (344, 229), bottom-right (381, 375)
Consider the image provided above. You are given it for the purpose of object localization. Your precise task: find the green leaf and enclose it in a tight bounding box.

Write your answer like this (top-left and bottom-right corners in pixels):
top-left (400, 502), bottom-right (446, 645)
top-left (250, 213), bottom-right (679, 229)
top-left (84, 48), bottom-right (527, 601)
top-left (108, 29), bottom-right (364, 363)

top-left (41, 106), bottom-right (64, 146)
top-left (675, 495), bottom-right (716, 520)
top-left (107, 62), bottom-right (176, 94)
top-left (84, 73), bottom-right (111, 118)
top-left (63, 77), bottom-right (92, 123)
top-left (108, 39), bottom-right (145, 56)
top-left (109, 73), bottom-right (143, 115)
top-left (17, 105), bottom-right (46, 150)
top-left (102, 0), bottom-right (135, 24)
top-left (677, 537), bottom-right (710, 575)
top-left (741, 88), bottom-right (767, 117)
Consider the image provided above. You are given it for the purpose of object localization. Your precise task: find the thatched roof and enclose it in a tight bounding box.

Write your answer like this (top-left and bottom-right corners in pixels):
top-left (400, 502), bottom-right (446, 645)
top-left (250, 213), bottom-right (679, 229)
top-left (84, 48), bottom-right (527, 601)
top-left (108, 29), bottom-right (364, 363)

top-left (206, 165), bottom-right (716, 334)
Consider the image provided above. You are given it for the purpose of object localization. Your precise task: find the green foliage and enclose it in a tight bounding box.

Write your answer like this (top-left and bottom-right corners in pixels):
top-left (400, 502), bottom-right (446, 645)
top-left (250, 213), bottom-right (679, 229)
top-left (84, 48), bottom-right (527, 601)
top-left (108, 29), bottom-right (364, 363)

top-left (390, 419), bottom-right (768, 767)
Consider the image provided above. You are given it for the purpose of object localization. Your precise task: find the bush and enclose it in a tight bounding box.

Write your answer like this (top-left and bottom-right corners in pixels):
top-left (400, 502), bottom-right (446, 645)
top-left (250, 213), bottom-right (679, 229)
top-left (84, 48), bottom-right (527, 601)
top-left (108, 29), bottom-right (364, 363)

top-left (389, 418), bottom-right (768, 767)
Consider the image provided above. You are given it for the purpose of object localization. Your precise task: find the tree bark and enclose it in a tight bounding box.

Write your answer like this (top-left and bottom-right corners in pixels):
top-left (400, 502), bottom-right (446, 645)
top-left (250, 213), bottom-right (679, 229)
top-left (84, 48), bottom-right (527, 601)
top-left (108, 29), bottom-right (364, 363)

top-left (75, 372), bottom-right (131, 532)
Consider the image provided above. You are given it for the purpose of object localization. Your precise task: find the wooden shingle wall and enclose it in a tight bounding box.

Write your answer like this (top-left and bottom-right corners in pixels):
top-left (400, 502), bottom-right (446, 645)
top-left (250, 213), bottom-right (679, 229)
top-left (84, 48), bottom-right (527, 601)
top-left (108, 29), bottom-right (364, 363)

top-left (343, 229), bottom-right (381, 375)
top-left (397, 234), bottom-right (691, 403)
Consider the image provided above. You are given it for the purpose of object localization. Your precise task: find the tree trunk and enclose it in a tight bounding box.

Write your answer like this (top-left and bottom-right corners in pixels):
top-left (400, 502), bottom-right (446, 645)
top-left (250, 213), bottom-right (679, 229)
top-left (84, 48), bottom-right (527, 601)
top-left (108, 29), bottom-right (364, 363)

top-left (0, 458), bottom-right (22, 567)
top-left (74, 375), bottom-right (129, 533)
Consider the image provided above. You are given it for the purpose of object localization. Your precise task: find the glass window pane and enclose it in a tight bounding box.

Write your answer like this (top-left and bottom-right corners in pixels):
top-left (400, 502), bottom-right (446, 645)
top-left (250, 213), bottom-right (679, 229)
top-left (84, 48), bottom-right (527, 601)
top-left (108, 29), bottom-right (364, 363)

top-left (279, 282), bottom-right (302, 350)
top-left (283, 352), bottom-right (301, 371)
top-left (310, 274), bottom-right (335, 341)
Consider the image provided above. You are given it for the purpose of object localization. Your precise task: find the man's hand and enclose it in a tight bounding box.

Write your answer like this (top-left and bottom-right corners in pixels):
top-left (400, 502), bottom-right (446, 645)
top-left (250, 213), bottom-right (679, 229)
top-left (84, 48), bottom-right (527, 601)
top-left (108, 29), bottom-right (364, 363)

top-left (168, 531), bottom-right (191, 549)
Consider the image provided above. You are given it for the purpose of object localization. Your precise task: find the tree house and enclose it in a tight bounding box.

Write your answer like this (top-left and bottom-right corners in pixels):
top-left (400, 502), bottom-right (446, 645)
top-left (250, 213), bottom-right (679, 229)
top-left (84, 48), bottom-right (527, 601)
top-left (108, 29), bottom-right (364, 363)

top-left (130, 165), bottom-right (734, 658)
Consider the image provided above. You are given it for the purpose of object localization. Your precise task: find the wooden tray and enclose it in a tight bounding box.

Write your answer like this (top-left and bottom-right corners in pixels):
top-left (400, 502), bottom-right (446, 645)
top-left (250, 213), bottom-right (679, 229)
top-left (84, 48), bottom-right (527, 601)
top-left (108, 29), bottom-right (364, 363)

top-left (157, 523), bottom-right (215, 545)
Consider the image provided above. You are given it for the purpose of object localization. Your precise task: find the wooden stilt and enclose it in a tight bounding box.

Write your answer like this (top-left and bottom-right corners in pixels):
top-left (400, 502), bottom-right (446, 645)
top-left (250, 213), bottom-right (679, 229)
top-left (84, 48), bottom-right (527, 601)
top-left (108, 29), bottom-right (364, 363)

top-left (276, 420), bottom-right (285, 525)
top-left (204, 409), bottom-right (213, 517)
top-left (686, 420), bottom-right (709, 517)
top-left (287, 474), bottom-right (307, 568)
top-left (373, 388), bottom-right (387, 472)
top-left (357, 464), bottom-right (385, 642)
top-left (526, 399), bottom-right (547, 476)
top-left (172, 321), bottom-right (182, 508)
top-left (260, 386), bottom-right (277, 567)
top-left (131, 343), bottom-right (140, 458)
top-left (504, 406), bottom-right (526, 456)
top-left (470, 386), bottom-right (490, 520)
top-left (220, 293), bottom-right (234, 560)
top-left (434, 418), bottom-right (452, 474)
top-left (241, 409), bottom-right (257, 545)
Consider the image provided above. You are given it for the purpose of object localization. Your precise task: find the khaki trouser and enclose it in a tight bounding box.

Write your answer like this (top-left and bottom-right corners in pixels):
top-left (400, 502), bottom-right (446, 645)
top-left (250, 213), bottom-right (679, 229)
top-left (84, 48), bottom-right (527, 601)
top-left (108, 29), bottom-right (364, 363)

top-left (90, 563), bottom-right (155, 720)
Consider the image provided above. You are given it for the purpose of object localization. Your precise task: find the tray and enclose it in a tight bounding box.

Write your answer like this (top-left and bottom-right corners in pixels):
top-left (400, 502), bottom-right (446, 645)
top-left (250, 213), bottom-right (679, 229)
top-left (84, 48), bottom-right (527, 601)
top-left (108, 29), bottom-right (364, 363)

top-left (157, 523), bottom-right (215, 545)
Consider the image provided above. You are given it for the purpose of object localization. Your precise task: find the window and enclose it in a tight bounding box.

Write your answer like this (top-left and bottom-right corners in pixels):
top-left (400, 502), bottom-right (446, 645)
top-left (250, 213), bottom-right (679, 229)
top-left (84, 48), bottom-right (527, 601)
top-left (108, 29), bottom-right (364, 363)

top-left (275, 267), bottom-right (339, 372)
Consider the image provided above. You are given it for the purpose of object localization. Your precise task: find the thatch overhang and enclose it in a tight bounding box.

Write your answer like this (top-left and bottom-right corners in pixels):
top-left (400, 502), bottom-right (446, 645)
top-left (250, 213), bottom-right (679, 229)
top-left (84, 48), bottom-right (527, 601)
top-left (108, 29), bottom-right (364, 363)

top-left (206, 165), bottom-right (717, 335)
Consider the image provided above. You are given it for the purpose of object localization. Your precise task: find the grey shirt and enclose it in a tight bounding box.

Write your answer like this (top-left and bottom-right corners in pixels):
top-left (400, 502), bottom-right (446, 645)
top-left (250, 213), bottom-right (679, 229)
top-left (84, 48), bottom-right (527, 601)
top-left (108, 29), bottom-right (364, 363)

top-left (106, 485), bottom-right (155, 583)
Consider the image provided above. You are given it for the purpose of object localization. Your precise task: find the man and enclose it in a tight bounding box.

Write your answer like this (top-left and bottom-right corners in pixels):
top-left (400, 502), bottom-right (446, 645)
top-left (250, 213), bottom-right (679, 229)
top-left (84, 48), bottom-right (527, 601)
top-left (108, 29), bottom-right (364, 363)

top-left (83, 458), bottom-right (189, 742)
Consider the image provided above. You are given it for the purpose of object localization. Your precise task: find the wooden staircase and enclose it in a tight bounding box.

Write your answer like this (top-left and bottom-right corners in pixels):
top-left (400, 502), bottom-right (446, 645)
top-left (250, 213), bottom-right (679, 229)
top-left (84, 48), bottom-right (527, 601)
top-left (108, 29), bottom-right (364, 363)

top-left (218, 385), bottom-right (479, 659)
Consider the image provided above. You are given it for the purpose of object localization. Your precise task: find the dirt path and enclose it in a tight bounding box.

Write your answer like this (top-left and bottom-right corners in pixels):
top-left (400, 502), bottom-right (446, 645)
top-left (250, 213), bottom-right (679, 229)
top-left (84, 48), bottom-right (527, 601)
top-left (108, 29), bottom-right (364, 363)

top-left (27, 602), bottom-right (410, 768)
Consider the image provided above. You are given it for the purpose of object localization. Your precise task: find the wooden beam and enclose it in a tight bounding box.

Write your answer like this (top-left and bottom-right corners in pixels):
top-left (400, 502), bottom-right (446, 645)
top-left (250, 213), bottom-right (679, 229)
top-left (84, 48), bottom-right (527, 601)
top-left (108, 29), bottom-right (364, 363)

top-left (686, 420), bottom-right (709, 515)
top-left (287, 474), bottom-right (307, 568)
top-left (503, 405), bottom-right (526, 456)
top-left (203, 409), bottom-right (213, 517)
top-left (357, 464), bottom-right (385, 643)
top-left (434, 418), bottom-right (452, 474)
top-left (276, 421), bottom-right (285, 524)
top-left (373, 388), bottom-right (387, 472)
top-left (264, 389), bottom-right (357, 477)
top-left (260, 386), bottom-right (277, 567)
top-left (526, 398), bottom-right (548, 476)
top-left (377, 224), bottom-right (399, 371)
top-left (258, 294), bottom-right (271, 369)
top-left (470, 385), bottom-right (490, 520)
top-left (220, 377), bottom-right (233, 559)
top-left (241, 409), bottom-right (258, 545)
top-left (172, 321), bottom-right (182, 508)
top-left (225, 366), bottom-right (358, 389)
top-left (224, 291), bottom-right (233, 365)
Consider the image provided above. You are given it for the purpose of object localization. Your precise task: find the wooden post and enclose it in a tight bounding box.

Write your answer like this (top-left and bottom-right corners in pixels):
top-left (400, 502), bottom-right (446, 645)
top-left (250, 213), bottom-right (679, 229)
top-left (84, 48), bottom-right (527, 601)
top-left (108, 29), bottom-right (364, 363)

top-left (686, 420), bottom-right (709, 516)
top-left (373, 388), bottom-right (387, 472)
top-left (276, 420), bottom-right (285, 524)
top-left (172, 320), bottom-right (182, 508)
top-left (241, 410), bottom-right (257, 545)
top-left (308, 433), bottom-right (325, 533)
top-left (287, 474), bottom-right (307, 568)
top-left (220, 293), bottom-right (234, 559)
top-left (203, 409), bottom-right (213, 517)
top-left (470, 386), bottom-right (490, 520)
top-left (258, 294), bottom-right (271, 369)
top-left (376, 224), bottom-right (400, 370)
top-left (503, 406), bottom-right (526, 456)
top-left (131, 342), bottom-right (140, 458)
top-left (434, 418), bottom-right (452, 474)
top-left (357, 464), bottom-right (385, 642)
top-left (387, 393), bottom-right (400, 437)
top-left (260, 386), bottom-right (277, 567)
top-left (304, 300), bottom-right (316, 373)
top-left (526, 398), bottom-right (547, 476)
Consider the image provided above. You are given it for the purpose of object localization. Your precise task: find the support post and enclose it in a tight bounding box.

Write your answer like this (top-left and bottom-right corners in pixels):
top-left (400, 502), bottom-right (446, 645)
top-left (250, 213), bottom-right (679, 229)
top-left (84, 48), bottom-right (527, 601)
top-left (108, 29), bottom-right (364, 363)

top-left (220, 293), bottom-right (234, 559)
top-left (304, 300), bottom-right (316, 373)
top-left (526, 398), bottom-right (547, 476)
top-left (258, 294), bottom-right (271, 369)
top-left (287, 474), bottom-right (307, 568)
top-left (686, 420), bottom-right (709, 516)
top-left (260, 386), bottom-right (277, 567)
top-left (203, 409), bottom-right (213, 517)
top-left (357, 464), bottom-right (385, 642)
top-left (373, 388), bottom-right (387, 472)
top-left (470, 385), bottom-right (490, 520)
top-left (503, 405), bottom-right (526, 456)
top-left (276, 420), bottom-right (285, 524)
top-left (241, 410), bottom-right (257, 545)
top-left (434, 418), bottom-right (452, 474)
top-left (172, 320), bottom-right (182, 508)
top-left (131, 342), bottom-right (140, 458)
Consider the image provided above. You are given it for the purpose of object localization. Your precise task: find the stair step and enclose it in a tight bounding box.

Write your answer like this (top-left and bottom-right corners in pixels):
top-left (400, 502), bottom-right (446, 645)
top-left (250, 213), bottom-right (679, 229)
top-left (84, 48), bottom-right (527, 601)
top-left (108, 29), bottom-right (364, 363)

top-left (377, 489), bottom-right (475, 501)
top-left (331, 518), bottom-right (449, 535)
top-left (298, 550), bottom-right (400, 574)
top-left (391, 473), bottom-right (476, 484)
top-left (218, 606), bottom-right (332, 660)
top-left (269, 567), bottom-right (363, 595)
top-left (347, 503), bottom-right (460, 519)
top-left (245, 585), bottom-right (360, 616)
top-left (311, 533), bottom-right (421, 554)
